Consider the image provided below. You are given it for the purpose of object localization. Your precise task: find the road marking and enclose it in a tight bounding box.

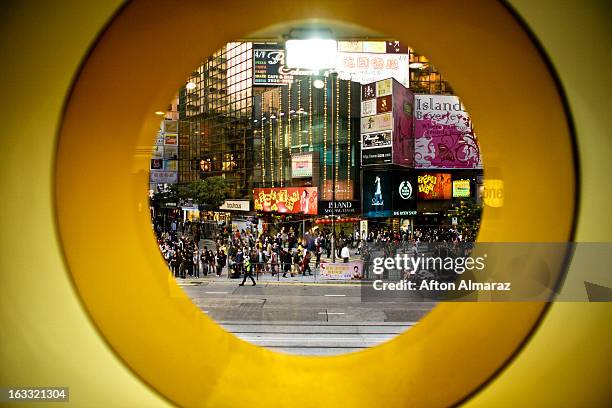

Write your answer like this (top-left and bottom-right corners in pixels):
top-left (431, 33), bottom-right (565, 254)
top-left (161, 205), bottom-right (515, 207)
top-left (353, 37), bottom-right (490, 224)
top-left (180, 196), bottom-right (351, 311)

top-left (238, 337), bottom-right (389, 342)
top-left (324, 294), bottom-right (346, 297)
top-left (205, 291), bottom-right (229, 294)
top-left (318, 312), bottom-right (345, 315)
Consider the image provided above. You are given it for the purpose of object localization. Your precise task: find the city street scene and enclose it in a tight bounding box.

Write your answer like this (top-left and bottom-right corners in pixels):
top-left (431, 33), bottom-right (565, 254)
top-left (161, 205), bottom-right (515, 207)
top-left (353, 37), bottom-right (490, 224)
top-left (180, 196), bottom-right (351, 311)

top-left (149, 32), bottom-right (484, 355)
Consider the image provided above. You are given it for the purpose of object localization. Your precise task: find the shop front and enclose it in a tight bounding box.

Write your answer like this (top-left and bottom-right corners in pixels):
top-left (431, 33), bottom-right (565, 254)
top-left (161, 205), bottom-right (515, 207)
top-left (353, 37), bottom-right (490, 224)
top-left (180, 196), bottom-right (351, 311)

top-left (361, 168), bottom-right (417, 237)
top-left (253, 186), bottom-right (319, 237)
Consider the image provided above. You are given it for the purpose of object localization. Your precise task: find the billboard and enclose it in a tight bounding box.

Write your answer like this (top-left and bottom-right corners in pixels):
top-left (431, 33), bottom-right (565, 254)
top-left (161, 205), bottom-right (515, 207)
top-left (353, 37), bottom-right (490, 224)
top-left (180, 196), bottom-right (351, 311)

top-left (360, 78), bottom-right (414, 167)
top-left (164, 134), bottom-right (178, 146)
top-left (360, 112), bottom-right (392, 133)
top-left (362, 146), bottom-right (392, 166)
top-left (291, 153), bottom-right (313, 178)
top-left (362, 170), bottom-right (393, 218)
top-left (252, 43), bottom-right (315, 86)
top-left (150, 170), bottom-right (177, 184)
top-left (392, 172), bottom-right (417, 216)
top-left (362, 131), bottom-right (392, 149)
top-left (150, 159), bottom-right (163, 170)
top-left (453, 179), bottom-right (471, 197)
top-left (392, 79), bottom-right (414, 167)
top-left (361, 99), bottom-right (376, 117)
top-left (253, 187), bottom-right (318, 215)
top-left (414, 95), bottom-right (482, 169)
top-left (320, 261), bottom-right (364, 280)
top-left (336, 52), bottom-right (409, 88)
top-left (418, 173), bottom-right (452, 200)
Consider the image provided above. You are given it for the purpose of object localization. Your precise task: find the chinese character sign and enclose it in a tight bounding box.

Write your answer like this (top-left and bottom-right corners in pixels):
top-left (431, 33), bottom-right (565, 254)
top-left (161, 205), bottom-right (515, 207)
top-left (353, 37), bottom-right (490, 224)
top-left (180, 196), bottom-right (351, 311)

top-left (338, 52), bottom-right (409, 88)
top-left (253, 187), bottom-right (318, 215)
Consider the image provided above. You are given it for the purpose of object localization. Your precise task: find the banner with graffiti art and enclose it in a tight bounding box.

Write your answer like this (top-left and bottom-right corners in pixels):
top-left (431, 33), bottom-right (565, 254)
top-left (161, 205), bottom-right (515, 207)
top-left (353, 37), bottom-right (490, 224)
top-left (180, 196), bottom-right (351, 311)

top-left (253, 187), bottom-right (318, 215)
top-left (414, 95), bottom-right (482, 169)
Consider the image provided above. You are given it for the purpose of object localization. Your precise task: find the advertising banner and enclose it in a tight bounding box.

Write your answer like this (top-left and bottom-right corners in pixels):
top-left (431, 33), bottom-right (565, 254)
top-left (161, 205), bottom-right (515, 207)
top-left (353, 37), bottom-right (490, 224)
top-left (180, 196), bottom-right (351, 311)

top-left (360, 112), bottom-right (392, 133)
top-left (152, 145), bottom-right (163, 158)
top-left (291, 153), bottom-right (313, 178)
top-left (418, 173), bottom-right (452, 200)
top-left (376, 79), bottom-right (392, 97)
top-left (391, 79), bottom-right (414, 167)
top-left (362, 131), bottom-right (392, 149)
top-left (163, 159), bottom-right (178, 172)
top-left (163, 145), bottom-right (178, 160)
top-left (164, 120), bottom-right (178, 133)
top-left (362, 146), bottom-right (392, 166)
top-left (150, 158), bottom-right (163, 170)
top-left (337, 52), bottom-right (409, 88)
top-left (361, 99), bottom-right (376, 117)
top-left (392, 171), bottom-right (417, 216)
top-left (164, 134), bottom-right (178, 146)
top-left (320, 261), bottom-right (364, 280)
top-left (361, 82), bottom-right (376, 100)
top-left (252, 43), bottom-right (314, 86)
top-left (318, 200), bottom-right (360, 215)
top-left (414, 95), bottom-right (482, 169)
top-left (362, 170), bottom-right (393, 217)
top-left (453, 179), bottom-right (471, 197)
top-left (321, 180), bottom-right (353, 201)
top-left (377, 95), bottom-right (392, 114)
top-left (150, 170), bottom-right (177, 184)
top-left (253, 187), bottom-right (318, 215)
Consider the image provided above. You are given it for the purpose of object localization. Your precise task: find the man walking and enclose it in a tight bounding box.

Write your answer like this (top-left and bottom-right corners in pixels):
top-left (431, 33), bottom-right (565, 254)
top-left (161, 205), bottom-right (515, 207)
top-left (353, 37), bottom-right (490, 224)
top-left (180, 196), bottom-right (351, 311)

top-left (239, 258), bottom-right (256, 286)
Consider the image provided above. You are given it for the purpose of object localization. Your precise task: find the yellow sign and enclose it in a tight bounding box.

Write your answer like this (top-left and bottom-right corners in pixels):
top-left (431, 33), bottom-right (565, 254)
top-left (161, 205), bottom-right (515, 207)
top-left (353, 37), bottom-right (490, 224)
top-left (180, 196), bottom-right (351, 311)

top-left (483, 179), bottom-right (504, 207)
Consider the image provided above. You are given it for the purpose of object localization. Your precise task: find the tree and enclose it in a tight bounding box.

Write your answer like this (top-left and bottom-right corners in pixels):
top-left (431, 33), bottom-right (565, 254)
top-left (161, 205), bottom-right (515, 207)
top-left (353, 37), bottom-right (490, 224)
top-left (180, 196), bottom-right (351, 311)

top-left (150, 184), bottom-right (186, 208)
top-left (448, 199), bottom-right (482, 242)
top-left (185, 176), bottom-right (228, 209)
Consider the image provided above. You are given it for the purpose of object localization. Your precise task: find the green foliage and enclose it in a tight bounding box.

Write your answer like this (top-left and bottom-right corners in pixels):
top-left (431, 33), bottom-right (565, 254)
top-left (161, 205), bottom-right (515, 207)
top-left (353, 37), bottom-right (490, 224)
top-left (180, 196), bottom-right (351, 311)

top-left (184, 176), bottom-right (228, 209)
top-left (150, 184), bottom-right (185, 207)
top-left (448, 199), bottom-right (482, 242)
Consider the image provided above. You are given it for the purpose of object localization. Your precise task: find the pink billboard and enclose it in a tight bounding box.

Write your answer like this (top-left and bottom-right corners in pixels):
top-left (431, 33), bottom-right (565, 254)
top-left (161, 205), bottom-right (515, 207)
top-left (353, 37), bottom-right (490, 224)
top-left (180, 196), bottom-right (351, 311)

top-left (392, 79), bottom-right (414, 167)
top-left (414, 95), bottom-right (482, 169)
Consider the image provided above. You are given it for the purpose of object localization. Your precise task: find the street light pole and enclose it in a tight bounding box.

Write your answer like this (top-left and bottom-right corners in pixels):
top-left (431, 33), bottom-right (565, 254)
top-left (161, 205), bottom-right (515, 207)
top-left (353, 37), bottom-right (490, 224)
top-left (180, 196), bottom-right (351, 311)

top-left (331, 73), bottom-right (336, 263)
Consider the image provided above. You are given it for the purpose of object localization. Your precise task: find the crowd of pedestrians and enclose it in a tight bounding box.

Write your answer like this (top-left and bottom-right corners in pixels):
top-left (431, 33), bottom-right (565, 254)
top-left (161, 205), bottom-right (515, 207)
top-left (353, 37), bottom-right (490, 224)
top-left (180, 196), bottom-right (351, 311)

top-left (154, 216), bottom-right (468, 282)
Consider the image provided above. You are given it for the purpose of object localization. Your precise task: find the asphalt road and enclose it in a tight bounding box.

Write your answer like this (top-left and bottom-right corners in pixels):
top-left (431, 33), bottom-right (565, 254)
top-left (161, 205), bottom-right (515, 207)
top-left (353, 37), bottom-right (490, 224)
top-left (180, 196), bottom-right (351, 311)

top-left (179, 279), bottom-right (436, 355)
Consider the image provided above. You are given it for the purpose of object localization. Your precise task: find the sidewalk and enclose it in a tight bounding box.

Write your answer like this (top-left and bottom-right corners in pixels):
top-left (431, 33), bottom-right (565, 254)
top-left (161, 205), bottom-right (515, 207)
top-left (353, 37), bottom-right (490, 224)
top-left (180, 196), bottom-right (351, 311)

top-left (177, 270), bottom-right (364, 285)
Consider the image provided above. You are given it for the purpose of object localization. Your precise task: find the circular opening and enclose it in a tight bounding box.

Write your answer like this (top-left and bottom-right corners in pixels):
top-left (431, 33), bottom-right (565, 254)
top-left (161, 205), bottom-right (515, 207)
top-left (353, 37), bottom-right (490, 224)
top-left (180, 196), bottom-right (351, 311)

top-left (149, 24), bottom-right (484, 356)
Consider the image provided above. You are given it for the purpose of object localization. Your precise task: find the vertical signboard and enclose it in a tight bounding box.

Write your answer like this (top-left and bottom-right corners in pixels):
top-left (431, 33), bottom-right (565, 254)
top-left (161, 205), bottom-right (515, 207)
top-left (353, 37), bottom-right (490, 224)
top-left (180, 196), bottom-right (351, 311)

top-left (360, 78), bottom-right (414, 167)
top-left (414, 95), bottom-right (482, 169)
top-left (362, 170), bottom-right (393, 218)
top-left (391, 79), bottom-right (414, 167)
top-left (392, 170), bottom-right (417, 216)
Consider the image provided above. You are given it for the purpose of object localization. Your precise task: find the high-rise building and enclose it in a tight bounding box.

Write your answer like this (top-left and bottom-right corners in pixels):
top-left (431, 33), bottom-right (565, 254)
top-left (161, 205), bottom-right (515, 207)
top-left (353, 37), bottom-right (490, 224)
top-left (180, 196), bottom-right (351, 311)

top-left (178, 42), bottom-right (254, 198)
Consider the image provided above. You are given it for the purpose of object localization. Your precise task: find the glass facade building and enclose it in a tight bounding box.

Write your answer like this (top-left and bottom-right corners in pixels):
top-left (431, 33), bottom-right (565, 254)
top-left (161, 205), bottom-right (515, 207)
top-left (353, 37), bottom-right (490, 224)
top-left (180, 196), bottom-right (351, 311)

top-left (178, 42), bottom-right (254, 198)
top-left (252, 76), bottom-right (360, 201)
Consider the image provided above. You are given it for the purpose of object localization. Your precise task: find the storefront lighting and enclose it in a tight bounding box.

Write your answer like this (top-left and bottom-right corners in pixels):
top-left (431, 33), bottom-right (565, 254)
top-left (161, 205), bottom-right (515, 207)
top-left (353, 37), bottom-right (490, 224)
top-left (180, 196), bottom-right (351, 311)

top-left (285, 39), bottom-right (337, 70)
top-left (313, 79), bottom-right (325, 89)
top-left (409, 62), bottom-right (425, 69)
top-left (185, 81), bottom-right (196, 90)
top-left (154, 111), bottom-right (165, 116)
top-left (270, 114), bottom-right (276, 119)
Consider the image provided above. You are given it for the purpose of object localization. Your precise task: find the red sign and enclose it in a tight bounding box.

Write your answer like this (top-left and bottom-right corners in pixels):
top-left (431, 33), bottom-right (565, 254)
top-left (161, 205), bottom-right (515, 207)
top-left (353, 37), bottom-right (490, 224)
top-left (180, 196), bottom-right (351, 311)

top-left (254, 187), bottom-right (318, 215)
top-left (417, 173), bottom-right (452, 200)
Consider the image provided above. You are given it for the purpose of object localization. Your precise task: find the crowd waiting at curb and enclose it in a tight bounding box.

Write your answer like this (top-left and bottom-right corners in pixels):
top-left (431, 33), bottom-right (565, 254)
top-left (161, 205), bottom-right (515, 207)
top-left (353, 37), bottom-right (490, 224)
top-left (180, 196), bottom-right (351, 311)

top-left (154, 219), bottom-right (467, 282)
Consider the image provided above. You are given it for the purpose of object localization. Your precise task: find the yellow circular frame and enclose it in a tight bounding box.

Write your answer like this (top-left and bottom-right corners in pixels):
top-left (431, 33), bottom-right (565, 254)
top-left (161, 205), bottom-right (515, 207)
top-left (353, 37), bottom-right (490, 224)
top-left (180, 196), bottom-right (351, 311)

top-left (55, 1), bottom-right (576, 407)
